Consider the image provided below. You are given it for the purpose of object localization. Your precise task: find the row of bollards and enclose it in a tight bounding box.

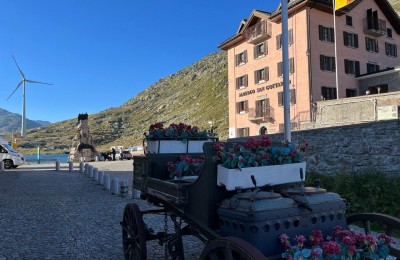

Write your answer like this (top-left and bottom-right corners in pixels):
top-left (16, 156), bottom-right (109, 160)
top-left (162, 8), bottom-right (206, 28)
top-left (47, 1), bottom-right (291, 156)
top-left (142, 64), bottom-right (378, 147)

top-left (81, 162), bottom-right (129, 198)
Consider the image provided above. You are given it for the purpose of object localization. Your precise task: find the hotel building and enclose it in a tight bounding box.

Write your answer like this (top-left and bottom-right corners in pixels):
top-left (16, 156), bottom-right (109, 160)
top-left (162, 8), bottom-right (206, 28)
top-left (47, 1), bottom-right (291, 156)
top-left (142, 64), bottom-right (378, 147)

top-left (219, 0), bottom-right (400, 138)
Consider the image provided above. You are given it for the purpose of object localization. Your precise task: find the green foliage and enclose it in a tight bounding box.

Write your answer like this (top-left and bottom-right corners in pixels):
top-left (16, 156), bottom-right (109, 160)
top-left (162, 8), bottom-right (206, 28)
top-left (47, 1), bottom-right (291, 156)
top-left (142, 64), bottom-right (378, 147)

top-left (305, 170), bottom-right (400, 218)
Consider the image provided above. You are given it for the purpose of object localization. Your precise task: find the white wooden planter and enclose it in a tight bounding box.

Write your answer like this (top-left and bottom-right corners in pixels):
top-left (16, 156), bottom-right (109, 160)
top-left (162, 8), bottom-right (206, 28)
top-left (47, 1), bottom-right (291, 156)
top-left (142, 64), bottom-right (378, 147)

top-left (217, 162), bottom-right (306, 191)
top-left (146, 140), bottom-right (209, 154)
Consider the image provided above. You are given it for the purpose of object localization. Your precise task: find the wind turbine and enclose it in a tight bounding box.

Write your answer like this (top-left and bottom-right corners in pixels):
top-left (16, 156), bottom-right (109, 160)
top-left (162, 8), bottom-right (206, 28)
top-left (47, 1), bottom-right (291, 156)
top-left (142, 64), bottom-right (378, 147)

top-left (6, 55), bottom-right (53, 137)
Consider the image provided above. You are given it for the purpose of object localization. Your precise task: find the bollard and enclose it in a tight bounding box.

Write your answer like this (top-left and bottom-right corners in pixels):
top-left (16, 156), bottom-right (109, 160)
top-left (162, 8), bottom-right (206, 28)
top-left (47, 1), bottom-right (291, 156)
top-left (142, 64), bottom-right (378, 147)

top-left (104, 174), bottom-right (111, 190)
top-left (120, 179), bottom-right (128, 198)
top-left (111, 177), bottom-right (119, 195)
top-left (55, 161), bottom-right (60, 171)
top-left (85, 163), bottom-right (90, 174)
top-left (89, 165), bottom-right (94, 178)
top-left (98, 171), bottom-right (104, 185)
top-left (0, 161), bottom-right (4, 171)
top-left (79, 161), bottom-right (84, 173)
top-left (93, 168), bottom-right (99, 181)
top-left (68, 161), bottom-right (74, 172)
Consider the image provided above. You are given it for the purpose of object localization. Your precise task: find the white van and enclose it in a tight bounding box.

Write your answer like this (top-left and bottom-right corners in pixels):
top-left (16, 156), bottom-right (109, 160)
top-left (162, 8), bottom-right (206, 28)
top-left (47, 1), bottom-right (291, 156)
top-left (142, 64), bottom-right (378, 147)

top-left (0, 137), bottom-right (25, 169)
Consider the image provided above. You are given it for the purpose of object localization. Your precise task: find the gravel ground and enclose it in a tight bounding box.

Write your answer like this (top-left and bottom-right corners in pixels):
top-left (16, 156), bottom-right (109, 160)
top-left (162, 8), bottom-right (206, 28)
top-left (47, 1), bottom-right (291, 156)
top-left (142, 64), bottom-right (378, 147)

top-left (0, 160), bottom-right (203, 259)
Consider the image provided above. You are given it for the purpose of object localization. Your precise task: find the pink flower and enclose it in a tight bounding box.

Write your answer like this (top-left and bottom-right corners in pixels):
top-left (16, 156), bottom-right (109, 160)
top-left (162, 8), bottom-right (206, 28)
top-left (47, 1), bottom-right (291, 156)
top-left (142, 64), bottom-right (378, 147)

top-left (322, 241), bottom-right (341, 256)
top-left (279, 234), bottom-right (289, 244)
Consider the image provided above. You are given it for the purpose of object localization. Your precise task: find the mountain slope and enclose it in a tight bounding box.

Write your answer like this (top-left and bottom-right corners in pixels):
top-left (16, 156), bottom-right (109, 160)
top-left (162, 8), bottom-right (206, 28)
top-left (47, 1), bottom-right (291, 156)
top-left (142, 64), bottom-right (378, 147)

top-left (0, 108), bottom-right (51, 134)
top-left (14, 51), bottom-right (229, 151)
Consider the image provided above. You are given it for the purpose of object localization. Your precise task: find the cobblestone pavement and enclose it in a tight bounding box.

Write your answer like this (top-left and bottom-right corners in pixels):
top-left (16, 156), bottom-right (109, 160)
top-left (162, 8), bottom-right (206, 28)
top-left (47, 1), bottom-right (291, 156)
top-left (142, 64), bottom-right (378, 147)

top-left (0, 161), bottom-right (203, 259)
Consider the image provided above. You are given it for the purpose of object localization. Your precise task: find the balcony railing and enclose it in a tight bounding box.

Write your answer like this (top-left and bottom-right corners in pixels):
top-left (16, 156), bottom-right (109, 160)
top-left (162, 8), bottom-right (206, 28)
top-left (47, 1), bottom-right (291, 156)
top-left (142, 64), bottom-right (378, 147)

top-left (363, 18), bottom-right (386, 37)
top-left (248, 106), bottom-right (274, 122)
top-left (245, 20), bottom-right (272, 45)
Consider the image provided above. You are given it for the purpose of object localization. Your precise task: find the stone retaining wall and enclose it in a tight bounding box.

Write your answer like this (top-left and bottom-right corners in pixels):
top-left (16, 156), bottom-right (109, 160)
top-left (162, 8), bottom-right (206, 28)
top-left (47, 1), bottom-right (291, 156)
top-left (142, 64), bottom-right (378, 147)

top-left (266, 119), bottom-right (400, 174)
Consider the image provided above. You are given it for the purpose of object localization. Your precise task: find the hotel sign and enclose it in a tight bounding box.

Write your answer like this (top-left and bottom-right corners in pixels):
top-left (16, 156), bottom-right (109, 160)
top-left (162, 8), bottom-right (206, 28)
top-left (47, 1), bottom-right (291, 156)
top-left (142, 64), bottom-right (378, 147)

top-left (238, 80), bottom-right (290, 97)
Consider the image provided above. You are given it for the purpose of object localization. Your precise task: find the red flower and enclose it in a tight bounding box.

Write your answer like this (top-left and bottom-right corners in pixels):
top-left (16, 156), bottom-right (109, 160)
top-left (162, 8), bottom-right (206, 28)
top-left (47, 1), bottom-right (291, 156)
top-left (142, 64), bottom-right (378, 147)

top-left (322, 241), bottom-right (341, 256)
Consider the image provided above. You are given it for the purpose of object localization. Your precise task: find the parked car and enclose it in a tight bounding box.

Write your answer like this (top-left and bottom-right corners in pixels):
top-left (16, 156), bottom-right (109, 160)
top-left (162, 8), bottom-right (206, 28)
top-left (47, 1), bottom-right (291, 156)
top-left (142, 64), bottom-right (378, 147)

top-left (129, 146), bottom-right (144, 157)
top-left (119, 150), bottom-right (132, 160)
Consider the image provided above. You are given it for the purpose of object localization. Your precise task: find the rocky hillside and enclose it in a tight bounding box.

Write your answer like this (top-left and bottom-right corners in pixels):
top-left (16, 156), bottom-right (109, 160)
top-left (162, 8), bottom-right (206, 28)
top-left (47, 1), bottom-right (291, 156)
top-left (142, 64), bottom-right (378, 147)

top-left (11, 51), bottom-right (229, 151)
top-left (0, 108), bottom-right (51, 134)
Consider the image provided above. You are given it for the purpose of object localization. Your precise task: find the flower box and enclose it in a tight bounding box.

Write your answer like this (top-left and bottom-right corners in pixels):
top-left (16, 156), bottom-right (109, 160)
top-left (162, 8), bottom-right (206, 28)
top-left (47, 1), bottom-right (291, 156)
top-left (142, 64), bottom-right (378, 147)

top-left (217, 162), bottom-right (306, 190)
top-left (146, 140), bottom-right (209, 154)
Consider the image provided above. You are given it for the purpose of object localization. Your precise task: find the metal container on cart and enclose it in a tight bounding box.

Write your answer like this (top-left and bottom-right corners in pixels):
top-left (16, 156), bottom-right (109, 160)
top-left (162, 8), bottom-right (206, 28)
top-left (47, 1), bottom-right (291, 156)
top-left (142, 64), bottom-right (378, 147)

top-left (217, 187), bottom-right (347, 257)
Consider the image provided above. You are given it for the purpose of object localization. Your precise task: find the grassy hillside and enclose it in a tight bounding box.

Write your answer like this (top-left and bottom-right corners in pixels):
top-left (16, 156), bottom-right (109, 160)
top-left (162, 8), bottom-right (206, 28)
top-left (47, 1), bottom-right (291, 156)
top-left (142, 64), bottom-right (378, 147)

top-left (9, 51), bottom-right (228, 153)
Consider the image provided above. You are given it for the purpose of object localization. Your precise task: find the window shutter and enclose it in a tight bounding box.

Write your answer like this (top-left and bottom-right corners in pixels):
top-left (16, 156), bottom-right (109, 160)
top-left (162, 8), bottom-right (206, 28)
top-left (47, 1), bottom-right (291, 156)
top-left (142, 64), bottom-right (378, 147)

top-left (330, 28), bottom-right (334, 43)
top-left (278, 92), bottom-right (283, 106)
top-left (344, 59), bottom-right (349, 74)
top-left (354, 34), bottom-right (358, 48)
top-left (355, 61), bottom-right (360, 76)
top-left (265, 42), bottom-right (268, 55)
top-left (253, 46), bottom-right (257, 59)
top-left (365, 37), bottom-right (369, 51)
top-left (320, 55), bottom-right (324, 70)
top-left (289, 29), bottom-right (293, 45)
top-left (265, 67), bottom-right (269, 81)
top-left (290, 89), bottom-right (296, 104)
top-left (235, 55), bottom-right (238, 66)
top-left (254, 70), bottom-right (258, 84)
top-left (236, 78), bottom-right (239, 89)
top-left (266, 98), bottom-right (270, 107)
top-left (386, 42), bottom-right (389, 55)
top-left (376, 41), bottom-right (379, 53)
top-left (289, 58), bottom-right (295, 74)
top-left (276, 35), bottom-right (281, 49)
top-left (244, 50), bottom-right (248, 63)
top-left (394, 45), bottom-right (397, 57)
top-left (332, 57), bottom-right (336, 72)
top-left (236, 103), bottom-right (240, 114)
top-left (245, 101), bottom-right (248, 112)
top-left (244, 74), bottom-right (248, 87)
top-left (343, 32), bottom-right (348, 46)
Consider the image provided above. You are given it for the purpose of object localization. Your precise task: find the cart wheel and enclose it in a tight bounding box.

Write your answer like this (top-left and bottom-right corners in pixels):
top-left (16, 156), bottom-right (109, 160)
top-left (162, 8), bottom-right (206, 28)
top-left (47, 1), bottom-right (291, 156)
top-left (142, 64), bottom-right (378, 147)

top-left (200, 236), bottom-right (267, 260)
top-left (122, 203), bottom-right (147, 260)
top-left (347, 213), bottom-right (400, 257)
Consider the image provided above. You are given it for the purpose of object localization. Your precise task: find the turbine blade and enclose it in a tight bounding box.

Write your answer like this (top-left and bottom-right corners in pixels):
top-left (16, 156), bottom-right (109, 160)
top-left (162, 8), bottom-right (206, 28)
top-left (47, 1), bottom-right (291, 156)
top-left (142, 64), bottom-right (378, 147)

top-left (6, 80), bottom-right (24, 101)
top-left (12, 55), bottom-right (26, 79)
top-left (25, 79), bottom-right (53, 85)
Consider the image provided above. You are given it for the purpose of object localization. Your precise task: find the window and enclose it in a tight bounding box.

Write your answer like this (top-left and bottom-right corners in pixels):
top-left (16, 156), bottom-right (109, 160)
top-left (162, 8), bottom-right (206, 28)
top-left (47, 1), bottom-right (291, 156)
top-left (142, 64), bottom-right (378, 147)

top-left (237, 127), bottom-right (249, 137)
top-left (277, 58), bottom-right (295, 76)
top-left (320, 55), bottom-right (335, 72)
top-left (254, 41), bottom-right (267, 58)
top-left (235, 51), bottom-right (247, 66)
top-left (343, 32), bottom-right (358, 48)
top-left (255, 98), bottom-right (270, 117)
top-left (365, 37), bottom-right (379, 53)
top-left (319, 25), bottom-right (334, 43)
top-left (236, 100), bottom-right (248, 114)
top-left (346, 89), bottom-right (357, 97)
top-left (278, 89), bottom-right (296, 106)
top-left (254, 67), bottom-right (269, 84)
top-left (367, 63), bottom-right (380, 73)
top-left (387, 28), bottom-right (393, 38)
top-left (344, 59), bottom-right (360, 76)
top-left (345, 15), bottom-right (353, 26)
top-left (321, 86), bottom-right (337, 100)
top-left (236, 75), bottom-right (248, 89)
top-left (385, 42), bottom-right (397, 57)
top-left (276, 29), bottom-right (293, 49)
top-left (278, 122), bottom-right (297, 133)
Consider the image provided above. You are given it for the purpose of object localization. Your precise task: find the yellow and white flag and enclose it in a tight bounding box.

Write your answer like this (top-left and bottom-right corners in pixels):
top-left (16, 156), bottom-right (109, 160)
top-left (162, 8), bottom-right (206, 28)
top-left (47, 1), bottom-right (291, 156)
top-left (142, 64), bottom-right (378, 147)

top-left (335, 0), bottom-right (356, 10)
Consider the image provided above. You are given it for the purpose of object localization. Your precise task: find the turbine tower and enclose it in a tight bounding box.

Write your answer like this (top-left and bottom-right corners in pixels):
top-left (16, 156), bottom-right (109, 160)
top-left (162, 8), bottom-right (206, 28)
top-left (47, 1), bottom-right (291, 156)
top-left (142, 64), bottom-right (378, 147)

top-left (6, 55), bottom-right (53, 137)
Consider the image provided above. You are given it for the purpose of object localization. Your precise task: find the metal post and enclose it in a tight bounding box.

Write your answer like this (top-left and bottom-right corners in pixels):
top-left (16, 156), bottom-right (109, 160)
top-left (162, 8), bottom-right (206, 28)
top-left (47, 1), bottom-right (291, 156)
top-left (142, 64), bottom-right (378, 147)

top-left (98, 171), bottom-right (104, 185)
top-left (55, 161), bottom-right (60, 171)
top-left (282, 0), bottom-right (291, 142)
top-left (79, 161), bottom-right (84, 173)
top-left (104, 174), bottom-right (111, 190)
top-left (0, 161), bottom-right (4, 171)
top-left (68, 161), bottom-right (74, 172)
top-left (93, 168), bottom-right (98, 181)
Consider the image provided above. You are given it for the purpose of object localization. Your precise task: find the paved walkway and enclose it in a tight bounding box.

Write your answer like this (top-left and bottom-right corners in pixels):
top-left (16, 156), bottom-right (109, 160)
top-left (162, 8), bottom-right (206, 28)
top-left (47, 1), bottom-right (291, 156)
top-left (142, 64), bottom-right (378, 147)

top-left (0, 160), bottom-right (203, 259)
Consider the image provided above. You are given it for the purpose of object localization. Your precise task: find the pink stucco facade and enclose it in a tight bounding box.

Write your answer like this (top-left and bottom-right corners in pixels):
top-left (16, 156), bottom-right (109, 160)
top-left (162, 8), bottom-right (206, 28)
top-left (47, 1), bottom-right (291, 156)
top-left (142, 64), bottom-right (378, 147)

top-left (220, 0), bottom-right (400, 138)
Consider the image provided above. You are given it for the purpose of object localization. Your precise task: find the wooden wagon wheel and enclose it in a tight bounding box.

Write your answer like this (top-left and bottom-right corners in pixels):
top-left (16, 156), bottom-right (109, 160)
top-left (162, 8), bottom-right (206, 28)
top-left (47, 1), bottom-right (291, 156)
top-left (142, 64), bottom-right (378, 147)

top-left (122, 203), bottom-right (147, 260)
top-left (346, 213), bottom-right (400, 257)
top-left (199, 236), bottom-right (267, 260)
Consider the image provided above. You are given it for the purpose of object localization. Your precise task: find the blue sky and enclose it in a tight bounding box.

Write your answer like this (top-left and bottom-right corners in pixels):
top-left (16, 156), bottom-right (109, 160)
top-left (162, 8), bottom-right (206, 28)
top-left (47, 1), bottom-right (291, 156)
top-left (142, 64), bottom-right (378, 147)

top-left (0, 0), bottom-right (281, 123)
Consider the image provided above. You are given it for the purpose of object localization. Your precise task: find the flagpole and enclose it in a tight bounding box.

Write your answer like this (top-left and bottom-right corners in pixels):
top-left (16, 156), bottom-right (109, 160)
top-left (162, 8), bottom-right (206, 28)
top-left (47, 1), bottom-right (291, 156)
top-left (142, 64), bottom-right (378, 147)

top-left (334, 0), bottom-right (339, 99)
top-left (282, 0), bottom-right (291, 142)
